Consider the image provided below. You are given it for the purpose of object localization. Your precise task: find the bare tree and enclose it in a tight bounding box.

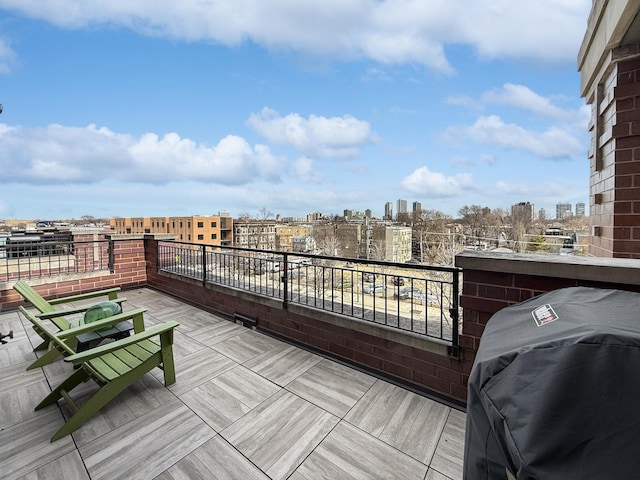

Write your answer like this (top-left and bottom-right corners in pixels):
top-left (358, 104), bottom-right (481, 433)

top-left (370, 240), bottom-right (386, 262)
top-left (237, 211), bottom-right (253, 222)
top-left (317, 235), bottom-right (341, 256)
top-left (257, 207), bottom-right (273, 220)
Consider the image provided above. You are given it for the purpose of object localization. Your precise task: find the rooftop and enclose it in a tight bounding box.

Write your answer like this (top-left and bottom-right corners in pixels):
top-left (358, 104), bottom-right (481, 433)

top-left (0, 287), bottom-right (465, 480)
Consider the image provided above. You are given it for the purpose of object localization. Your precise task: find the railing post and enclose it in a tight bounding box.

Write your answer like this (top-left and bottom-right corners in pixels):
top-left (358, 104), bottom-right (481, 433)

top-left (108, 239), bottom-right (115, 274)
top-left (282, 252), bottom-right (288, 310)
top-left (201, 245), bottom-right (207, 285)
top-left (448, 269), bottom-right (461, 358)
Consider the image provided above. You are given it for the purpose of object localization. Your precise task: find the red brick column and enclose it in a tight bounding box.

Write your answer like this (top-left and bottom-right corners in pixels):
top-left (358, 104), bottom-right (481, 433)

top-left (591, 56), bottom-right (640, 257)
top-left (456, 251), bottom-right (640, 390)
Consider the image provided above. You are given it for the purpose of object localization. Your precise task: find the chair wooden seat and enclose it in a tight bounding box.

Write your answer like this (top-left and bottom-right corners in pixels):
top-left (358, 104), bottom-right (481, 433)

top-left (19, 306), bottom-right (179, 442)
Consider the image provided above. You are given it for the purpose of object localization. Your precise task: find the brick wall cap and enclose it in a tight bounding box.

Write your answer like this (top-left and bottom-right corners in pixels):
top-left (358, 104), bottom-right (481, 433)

top-left (456, 251), bottom-right (640, 285)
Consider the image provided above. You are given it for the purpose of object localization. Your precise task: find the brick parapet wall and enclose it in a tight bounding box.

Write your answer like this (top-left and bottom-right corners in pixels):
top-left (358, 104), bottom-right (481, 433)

top-left (456, 251), bottom-right (640, 390)
top-left (144, 241), bottom-right (468, 404)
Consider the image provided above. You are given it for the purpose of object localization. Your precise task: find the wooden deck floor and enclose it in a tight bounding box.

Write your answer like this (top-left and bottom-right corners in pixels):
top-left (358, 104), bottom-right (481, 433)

top-left (0, 288), bottom-right (465, 480)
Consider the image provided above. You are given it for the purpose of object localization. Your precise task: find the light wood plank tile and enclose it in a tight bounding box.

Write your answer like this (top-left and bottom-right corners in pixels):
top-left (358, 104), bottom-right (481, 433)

top-left (18, 450), bottom-right (89, 480)
top-left (211, 330), bottom-right (285, 364)
top-left (190, 319), bottom-right (247, 347)
top-left (173, 310), bottom-right (227, 333)
top-left (154, 347), bottom-right (237, 396)
top-left (222, 389), bottom-right (339, 480)
top-left (67, 374), bottom-right (177, 446)
top-left (426, 468), bottom-right (454, 480)
top-left (286, 359), bottom-right (377, 417)
top-left (429, 409), bottom-right (465, 480)
top-left (0, 361), bottom-right (57, 429)
top-left (181, 365), bottom-right (280, 431)
top-left (0, 338), bottom-right (37, 367)
top-left (0, 409), bottom-right (76, 479)
top-left (167, 435), bottom-right (269, 480)
top-left (244, 344), bottom-right (321, 386)
top-left (292, 421), bottom-right (428, 480)
top-left (345, 380), bottom-right (450, 464)
top-left (81, 401), bottom-right (215, 480)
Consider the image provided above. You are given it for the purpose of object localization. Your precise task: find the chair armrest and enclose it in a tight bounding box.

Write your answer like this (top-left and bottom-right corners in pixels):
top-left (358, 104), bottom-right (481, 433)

top-left (37, 298), bottom-right (127, 319)
top-left (64, 321), bottom-right (180, 364)
top-left (48, 287), bottom-right (121, 305)
top-left (56, 308), bottom-right (147, 339)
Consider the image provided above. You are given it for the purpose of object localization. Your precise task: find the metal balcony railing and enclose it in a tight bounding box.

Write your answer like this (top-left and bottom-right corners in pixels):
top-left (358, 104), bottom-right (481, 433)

top-left (0, 239), bottom-right (113, 282)
top-left (157, 241), bottom-right (460, 351)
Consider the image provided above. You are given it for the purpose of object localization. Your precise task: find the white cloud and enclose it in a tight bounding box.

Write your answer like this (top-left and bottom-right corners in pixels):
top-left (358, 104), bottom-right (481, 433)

top-left (496, 181), bottom-right (531, 195)
top-left (0, 0), bottom-right (590, 72)
top-left (247, 107), bottom-right (373, 159)
top-left (0, 37), bottom-right (16, 74)
top-left (291, 157), bottom-right (323, 184)
top-left (402, 166), bottom-right (474, 197)
top-left (0, 123), bottom-right (284, 185)
top-left (449, 115), bottom-right (584, 159)
top-left (482, 84), bottom-right (577, 121)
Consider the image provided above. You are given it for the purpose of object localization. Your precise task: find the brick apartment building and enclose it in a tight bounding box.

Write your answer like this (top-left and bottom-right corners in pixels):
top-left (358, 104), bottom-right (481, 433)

top-left (110, 214), bottom-right (233, 246)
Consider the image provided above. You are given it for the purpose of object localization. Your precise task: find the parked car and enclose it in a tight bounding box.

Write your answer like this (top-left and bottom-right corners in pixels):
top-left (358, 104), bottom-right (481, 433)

top-left (334, 280), bottom-right (353, 289)
top-left (394, 286), bottom-right (423, 301)
top-left (363, 284), bottom-right (386, 295)
top-left (391, 276), bottom-right (405, 286)
top-left (363, 273), bottom-right (376, 283)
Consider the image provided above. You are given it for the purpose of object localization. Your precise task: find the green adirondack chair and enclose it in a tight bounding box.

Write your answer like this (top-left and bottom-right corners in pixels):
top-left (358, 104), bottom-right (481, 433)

top-left (19, 306), bottom-right (179, 442)
top-left (22, 306), bottom-right (146, 370)
top-left (14, 280), bottom-right (127, 361)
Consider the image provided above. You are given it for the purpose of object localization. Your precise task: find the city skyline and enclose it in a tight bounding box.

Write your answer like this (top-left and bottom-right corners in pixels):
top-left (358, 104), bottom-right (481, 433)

top-left (0, 1), bottom-right (590, 220)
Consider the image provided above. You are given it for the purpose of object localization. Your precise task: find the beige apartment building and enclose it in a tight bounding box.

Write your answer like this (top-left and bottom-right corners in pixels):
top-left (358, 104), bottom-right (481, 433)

top-left (372, 225), bottom-right (413, 263)
top-left (110, 215), bottom-right (233, 246)
top-left (275, 224), bottom-right (311, 251)
top-left (233, 220), bottom-right (277, 250)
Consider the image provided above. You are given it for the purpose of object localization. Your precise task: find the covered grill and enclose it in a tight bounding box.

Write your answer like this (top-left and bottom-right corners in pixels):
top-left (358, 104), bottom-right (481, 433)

top-left (464, 287), bottom-right (640, 479)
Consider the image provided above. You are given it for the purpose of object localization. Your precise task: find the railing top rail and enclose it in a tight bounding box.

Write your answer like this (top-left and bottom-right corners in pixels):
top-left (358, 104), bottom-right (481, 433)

top-left (157, 240), bottom-right (461, 274)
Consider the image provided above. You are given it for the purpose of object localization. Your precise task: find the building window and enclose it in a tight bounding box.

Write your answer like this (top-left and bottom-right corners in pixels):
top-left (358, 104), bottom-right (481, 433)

top-left (172, 222), bottom-right (175, 228)
top-left (188, 222), bottom-right (191, 228)
top-left (179, 234), bottom-right (183, 240)
top-left (197, 222), bottom-right (203, 228)
top-left (211, 221), bottom-right (217, 228)
top-left (180, 222), bottom-right (183, 228)
top-left (197, 234), bottom-right (204, 240)
top-left (211, 234), bottom-right (217, 240)
top-left (188, 234), bottom-right (191, 241)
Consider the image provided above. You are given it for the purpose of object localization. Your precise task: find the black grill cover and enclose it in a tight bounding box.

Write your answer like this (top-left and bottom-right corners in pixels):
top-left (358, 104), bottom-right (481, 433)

top-left (464, 287), bottom-right (640, 479)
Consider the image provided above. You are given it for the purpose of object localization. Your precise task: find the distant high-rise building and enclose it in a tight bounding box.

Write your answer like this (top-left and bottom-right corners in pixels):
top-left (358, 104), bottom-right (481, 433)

top-left (384, 202), bottom-right (393, 221)
top-left (396, 199), bottom-right (407, 219)
top-left (556, 203), bottom-right (572, 220)
top-left (511, 202), bottom-right (535, 225)
top-left (307, 212), bottom-right (323, 222)
top-left (412, 201), bottom-right (422, 217)
top-left (539, 208), bottom-right (546, 221)
top-left (365, 209), bottom-right (372, 219)
top-left (575, 202), bottom-right (586, 216)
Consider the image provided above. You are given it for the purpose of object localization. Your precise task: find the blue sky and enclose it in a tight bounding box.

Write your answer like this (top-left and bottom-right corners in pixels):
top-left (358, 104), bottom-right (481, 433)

top-left (0, 1), bottom-right (591, 221)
